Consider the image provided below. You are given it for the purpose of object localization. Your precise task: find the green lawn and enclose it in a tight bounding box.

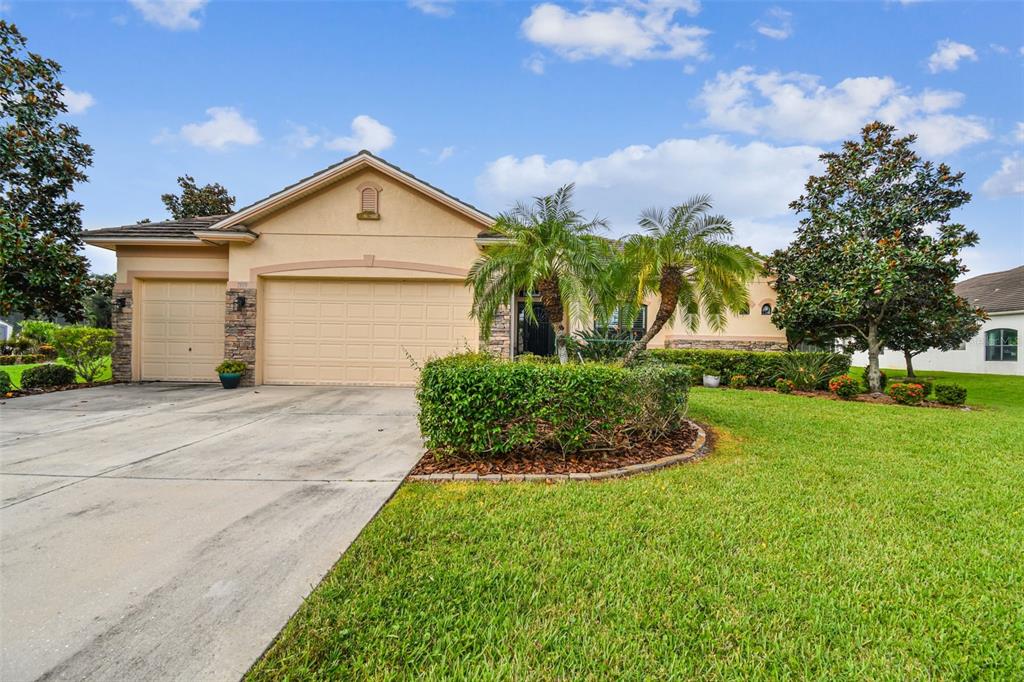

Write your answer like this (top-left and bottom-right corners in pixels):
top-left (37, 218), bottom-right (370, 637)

top-left (250, 370), bottom-right (1024, 680)
top-left (1, 356), bottom-right (112, 388)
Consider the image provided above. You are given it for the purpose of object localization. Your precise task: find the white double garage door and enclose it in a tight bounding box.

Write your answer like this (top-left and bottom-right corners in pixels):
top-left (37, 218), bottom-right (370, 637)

top-left (139, 278), bottom-right (476, 386)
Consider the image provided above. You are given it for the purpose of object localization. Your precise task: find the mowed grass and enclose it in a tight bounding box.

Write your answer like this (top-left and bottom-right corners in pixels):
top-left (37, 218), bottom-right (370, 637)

top-left (1, 356), bottom-right (112, 388)
top-left (249, 370), bottom-right (1024, 680)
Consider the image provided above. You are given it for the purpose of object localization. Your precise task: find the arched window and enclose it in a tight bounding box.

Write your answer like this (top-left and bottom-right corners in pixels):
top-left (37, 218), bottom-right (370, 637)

top-left (357, 182), bottom-right (381, 219)
top-left (985, 328), bottom-right (1018, 361)
top-left (760, 303), bottom-right (773, 316)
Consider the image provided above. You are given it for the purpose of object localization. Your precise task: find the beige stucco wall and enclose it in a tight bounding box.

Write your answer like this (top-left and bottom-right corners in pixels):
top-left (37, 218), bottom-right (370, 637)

top-left (114, 245), bottom-right (229, 284)
top-left (647, 278), bottom-right (784, 347)
top-left (228, 168), bottom-right (483, 285)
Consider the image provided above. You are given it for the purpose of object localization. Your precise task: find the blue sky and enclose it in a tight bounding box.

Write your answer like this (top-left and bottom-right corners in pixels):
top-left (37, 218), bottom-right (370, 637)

top-left (7, 0), bottom-right (1023, 277)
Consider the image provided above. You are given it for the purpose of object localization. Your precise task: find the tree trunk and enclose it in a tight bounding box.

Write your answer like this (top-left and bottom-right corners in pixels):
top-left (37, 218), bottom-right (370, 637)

top-left (537, 277), bottom-right (568, 364)
top-left (623, 267), bottom-right (682, 365)
top-left (903, 350), bottom-right (915, 378)
top-left (866, 321), bottom-right (883, 394)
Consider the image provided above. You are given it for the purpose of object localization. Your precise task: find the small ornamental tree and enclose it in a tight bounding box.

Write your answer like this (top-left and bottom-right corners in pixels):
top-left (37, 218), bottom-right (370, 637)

top-left (880, 291), bottom-right (985, 377)
top-left (766, 122), bottom-right (977, 393)
top-left (53, 326), bottom-right (114, 382)
top-left (161, 175), bottom-right (235, 219)
top-left (0, 21), bottom-right (93, 321)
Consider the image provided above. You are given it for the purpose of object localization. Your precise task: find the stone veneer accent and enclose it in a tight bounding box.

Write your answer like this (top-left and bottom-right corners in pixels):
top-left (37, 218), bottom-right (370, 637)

top-left (408, 420), bottom-right (708, 483)
top-left (224, 286), bottom-right (257, 387)
top-left (111, 286), bottom-right (133, 381)
top-left (481, 305), bottom-right (511, 358)
top-left (665, 338), bottom-right (787, 352)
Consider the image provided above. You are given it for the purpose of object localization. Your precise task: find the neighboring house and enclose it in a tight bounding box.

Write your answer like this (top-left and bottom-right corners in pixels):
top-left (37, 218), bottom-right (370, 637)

top-left (0, 319), bottom-right (12, 341)
top-left (852, 265), bottom-right (1023, 376)
top-left (84, 151), bottom-right (782, 387)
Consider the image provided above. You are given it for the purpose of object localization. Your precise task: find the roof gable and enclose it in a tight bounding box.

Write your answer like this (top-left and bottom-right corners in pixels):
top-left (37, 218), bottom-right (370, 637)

top-left (208, 150), bottom-right (493, 231)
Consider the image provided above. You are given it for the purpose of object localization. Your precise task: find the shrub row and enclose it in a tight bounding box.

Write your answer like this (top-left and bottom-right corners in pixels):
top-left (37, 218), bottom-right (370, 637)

top-left (418, 353), bottom-right (690, 457)
top-left (648, 348), bottom-right (852, 388)
top-left (21, 364), bottom-right (76, 389)
top-left (0, 354), bottom-right (44, 365)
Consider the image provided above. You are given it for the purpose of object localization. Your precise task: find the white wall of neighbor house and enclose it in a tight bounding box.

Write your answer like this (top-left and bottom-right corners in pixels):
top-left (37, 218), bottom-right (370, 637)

top-left (851, 311), bottom-right (1023, 376)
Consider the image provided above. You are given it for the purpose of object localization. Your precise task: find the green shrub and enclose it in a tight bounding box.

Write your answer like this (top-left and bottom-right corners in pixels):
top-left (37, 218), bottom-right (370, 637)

top-left (21, 363), bottom-right (76, 389)
top-left (861, 366), bottom-right (888, 392)
top-left (417, 353), bottom-right (690, 457)
top-left (774, 378), bottom-right (795, 394)
top-left (776, 352), bottom-right (847, 390)
top-left (828, 374), bottom-right (860, 400)
top-left (650, 348), bottom-right (850, 388)
top-left (216, 359), bottom-right (248, 374)
top-left (887, 382), bottom-right (924, 405)
top-left (729, 374), bottom-right (748, 389)
top-left (566, 328), bottom-right (637, 363)
top-left (515, 352), bottom-right (559, 365)
top-left (19, 320), bottom-right (60, 348)
top-left (1, 336), bottom-right (32, 354)
top-left (53, 327), bottom-right (115, 382)
top-left (0, 354), bottom-right (44, 365)
top-left (891, 377), bottom-right (933, 397)
top-left (934, 383), bottom-right (967, 406)
top-left (37, 343), bottom-right (58, 360)
top-left (0, 370), bottom-right (11, 393)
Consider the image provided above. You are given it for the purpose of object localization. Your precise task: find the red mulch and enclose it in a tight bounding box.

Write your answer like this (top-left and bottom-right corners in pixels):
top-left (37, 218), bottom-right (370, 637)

top-left (411, 423), bottom-right (701, 476)
top-left (743, 386), bottom-right (968, 409)
top-left (1, 381), bottom-right (119, 401)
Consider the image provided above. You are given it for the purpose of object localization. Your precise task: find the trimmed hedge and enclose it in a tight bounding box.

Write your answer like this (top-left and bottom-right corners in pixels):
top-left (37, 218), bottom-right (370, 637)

top-left (418, 353), bottom-right (690, 457)
top-left (935, 384), bottom-right (967, 406)
top-left (20, 363), bottom-right (76, 389)
top-left (648, 348), bottom-right (851, 388)
top-left (0, 354), bottom-right (44, 365)
top-left (0, 370), bottom-right (11, 393)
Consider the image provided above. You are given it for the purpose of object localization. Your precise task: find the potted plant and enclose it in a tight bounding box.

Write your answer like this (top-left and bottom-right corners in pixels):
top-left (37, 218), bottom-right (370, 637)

top-left (215, 359), bottom-right (247, 389)
top-left (702, 374), bottom-right (720, 388)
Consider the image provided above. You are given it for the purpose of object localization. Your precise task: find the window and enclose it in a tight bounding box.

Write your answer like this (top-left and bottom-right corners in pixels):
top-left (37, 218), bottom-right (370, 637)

top-left (596, 306), bottom-right (647, 340)
top-left (761, 303), bottom-right (773, 316)
top-left (357, 183), bottom-right (381, 219)
top-left (985, 328), bottom-right (1018, 361)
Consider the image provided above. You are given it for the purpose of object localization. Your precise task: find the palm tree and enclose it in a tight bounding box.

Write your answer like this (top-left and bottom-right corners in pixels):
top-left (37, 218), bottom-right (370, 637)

top-left (621, 195), bottom-right (759, 365)
top-left (467, 184), bottom-right (608, 364)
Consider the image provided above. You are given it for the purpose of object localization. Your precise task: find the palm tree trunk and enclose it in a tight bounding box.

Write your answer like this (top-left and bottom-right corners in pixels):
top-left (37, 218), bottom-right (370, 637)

top-left (623, 267), bottom-right (681, 365)
top-left (537, 277), bottom-right (568, 364)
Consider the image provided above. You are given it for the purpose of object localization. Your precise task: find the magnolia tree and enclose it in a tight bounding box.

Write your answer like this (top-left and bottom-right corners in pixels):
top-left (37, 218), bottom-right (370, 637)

top-left (766, 122), bottom-right (979, 393)
top-left (161, 175), bottom-right (235, 219)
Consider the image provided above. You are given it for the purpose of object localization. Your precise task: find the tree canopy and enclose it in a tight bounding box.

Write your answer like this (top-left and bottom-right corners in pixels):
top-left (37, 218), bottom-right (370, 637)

top-left (0, 20), bottom-right (93, 321)
top-left (766, 121), bottom-right (980, 392)
top-left (161, 175), bottom-right (235, 219)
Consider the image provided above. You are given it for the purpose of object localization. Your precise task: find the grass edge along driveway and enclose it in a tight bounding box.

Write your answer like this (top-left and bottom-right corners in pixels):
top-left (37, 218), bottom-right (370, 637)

top-left (250, 369), bottom-right (1023, 680)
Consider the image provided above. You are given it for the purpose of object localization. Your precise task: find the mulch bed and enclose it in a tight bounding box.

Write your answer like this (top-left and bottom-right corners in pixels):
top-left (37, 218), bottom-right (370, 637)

top-left (1, 380), bottom-right (119, 401)
top-left (411, 422), bottom-right (701, 476)
top-left (742, 386), bottom-right (969, 410)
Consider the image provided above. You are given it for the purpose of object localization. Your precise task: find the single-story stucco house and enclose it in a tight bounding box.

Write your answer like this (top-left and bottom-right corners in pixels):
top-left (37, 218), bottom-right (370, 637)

top-left (852, 265), bottom-right (1023, 376)
top-left (84, 151), bottom-right (784, 386)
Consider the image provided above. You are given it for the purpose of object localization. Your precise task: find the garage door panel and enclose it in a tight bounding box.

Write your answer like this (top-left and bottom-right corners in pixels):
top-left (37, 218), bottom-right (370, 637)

top-left (140, 280), bottom-right (225, 382)
top-left (262, 278), bottom-right (478, 386)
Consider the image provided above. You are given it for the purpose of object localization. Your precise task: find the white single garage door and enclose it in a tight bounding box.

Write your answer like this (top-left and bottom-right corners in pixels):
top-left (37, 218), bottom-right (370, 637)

top-left (139, 279), bottom-right (226, 382)
top-left (262, 278), bottom-right (478, 386)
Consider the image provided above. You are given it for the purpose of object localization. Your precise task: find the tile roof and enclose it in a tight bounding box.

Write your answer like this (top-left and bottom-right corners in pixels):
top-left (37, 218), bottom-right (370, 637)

top-left (956, 265), bottom-right (1024, 314)
top-left (83, 215), bottom-right (241, 239)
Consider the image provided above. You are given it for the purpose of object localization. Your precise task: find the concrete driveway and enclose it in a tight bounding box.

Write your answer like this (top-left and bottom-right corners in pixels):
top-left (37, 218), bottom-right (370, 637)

top-left (0, 383), bottom-right (422, 681)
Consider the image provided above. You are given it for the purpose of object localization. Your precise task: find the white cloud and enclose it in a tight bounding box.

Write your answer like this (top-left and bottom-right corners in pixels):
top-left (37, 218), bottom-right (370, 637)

top-left (61, 88), bottom-right (95, 114)
top-left (1014, 122), bottom-right (1024, 143)
top-left (521, 1), bottom-right (708, 66)
top-left (178, 107), bottom-right (261, 150)
top-left (476, 136), bottom-right (823, 252)
top-left (990, 43), bottom-right (1009, 55)
top-left (325, 115), bottom-right (395, 154)
top-left (754, 7), bottom-right (793, 40)
top-left (696, 66), bottom-right (990, 155)
top-left (437, 145), bottom-right (456, 162)
top-left (284, 123), bottom-right (320, 151)
top-left (981, 155), bottom-right (1023, 197)
top-left (408, 0), bottom-right (454, 17)
top-left (927, 39), bottom-right (977, 73)
top-left (524, 53), bottom-right (546, 75)
top-left (129, 0), bottom-right (206, 30)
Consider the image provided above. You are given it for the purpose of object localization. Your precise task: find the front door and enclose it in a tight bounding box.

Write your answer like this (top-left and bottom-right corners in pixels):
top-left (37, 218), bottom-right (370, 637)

top-left (516, 300), bottom-right (555, 356)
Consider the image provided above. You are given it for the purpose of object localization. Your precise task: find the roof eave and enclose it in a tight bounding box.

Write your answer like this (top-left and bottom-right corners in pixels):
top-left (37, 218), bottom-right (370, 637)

top-left (82, 236), bottom-right (208, 249)
top-left (192, 230), bottom-right (258, 245)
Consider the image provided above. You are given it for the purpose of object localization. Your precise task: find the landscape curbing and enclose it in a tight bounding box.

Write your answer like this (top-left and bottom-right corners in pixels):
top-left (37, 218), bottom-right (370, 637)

top-left (407, 420), bottom-right (708, 483)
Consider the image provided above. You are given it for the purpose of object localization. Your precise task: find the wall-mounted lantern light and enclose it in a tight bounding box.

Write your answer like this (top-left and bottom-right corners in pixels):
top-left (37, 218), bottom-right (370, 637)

top-left (116, 297), bottom-right (127, 311)
top-left (234, 295), bottom-right (247, 312)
